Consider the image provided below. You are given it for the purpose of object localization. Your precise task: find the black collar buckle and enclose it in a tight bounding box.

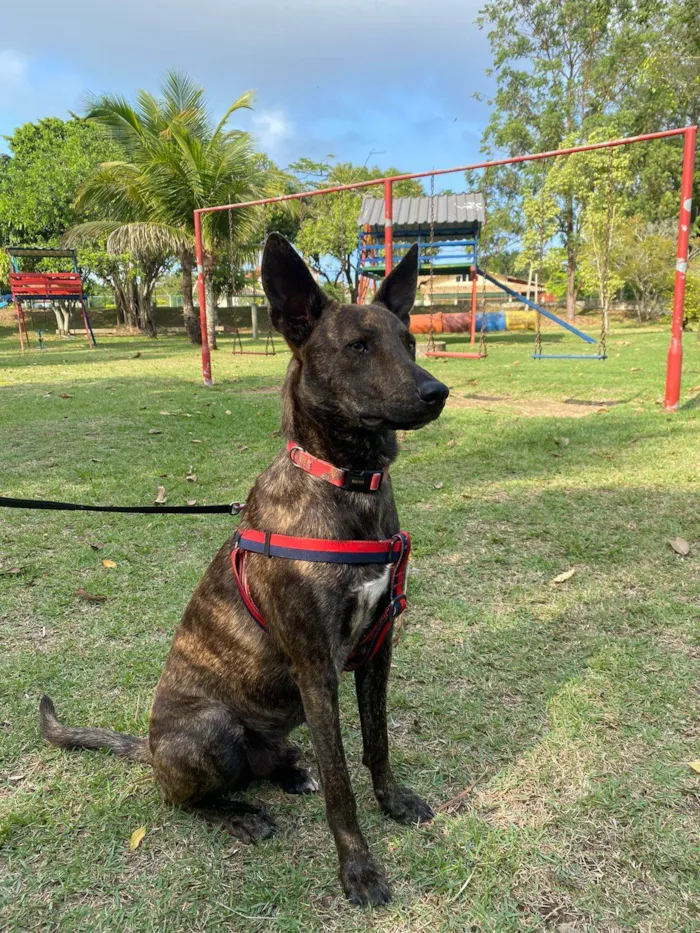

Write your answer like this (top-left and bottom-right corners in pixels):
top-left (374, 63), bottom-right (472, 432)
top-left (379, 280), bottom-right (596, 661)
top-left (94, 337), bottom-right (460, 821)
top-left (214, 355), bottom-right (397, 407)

top-left (342, 469), bottom-right (383, 493)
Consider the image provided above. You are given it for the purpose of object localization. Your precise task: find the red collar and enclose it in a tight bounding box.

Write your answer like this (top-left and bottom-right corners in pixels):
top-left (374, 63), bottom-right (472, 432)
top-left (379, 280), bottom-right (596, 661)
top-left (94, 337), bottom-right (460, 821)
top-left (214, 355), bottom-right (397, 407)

top-left (287, 440), bottom-right (386, 493)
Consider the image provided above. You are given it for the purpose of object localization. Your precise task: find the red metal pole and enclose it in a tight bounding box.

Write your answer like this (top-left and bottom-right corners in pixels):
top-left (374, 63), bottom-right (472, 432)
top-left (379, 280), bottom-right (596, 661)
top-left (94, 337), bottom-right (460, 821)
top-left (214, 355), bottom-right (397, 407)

top-left (664, 126), bottom-right (696, 412)
top-left (194, 210), bottom-right (212, 387)
top-left (384, 180), bottom-right (393, 275)
top-left (15, 300), bottom-right (27, 350)
top-left (469, 267), bottom-right (477, 346)
top-left (78, 295), bottom-right (95, 349)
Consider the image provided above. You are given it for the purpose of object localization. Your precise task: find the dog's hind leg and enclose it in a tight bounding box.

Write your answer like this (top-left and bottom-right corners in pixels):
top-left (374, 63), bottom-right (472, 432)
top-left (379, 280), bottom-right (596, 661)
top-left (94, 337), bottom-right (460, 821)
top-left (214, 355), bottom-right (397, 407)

top-left (150, 698), bottom-right (278, 843)
top-left (245, 734), bottom-right (319, 794)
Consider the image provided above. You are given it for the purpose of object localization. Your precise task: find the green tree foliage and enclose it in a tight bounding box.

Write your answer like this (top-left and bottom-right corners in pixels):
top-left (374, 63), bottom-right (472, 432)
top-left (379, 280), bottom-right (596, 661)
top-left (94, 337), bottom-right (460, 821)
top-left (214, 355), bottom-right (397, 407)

top-left (71, 72), bottom-right (286, 345)
top-left (291, 159), bottom-right (423, 301)
top-left (475, 0), bottom-right (699, 318)
top-left (0, 117), bottom-right (118, 247)
top-left (0, 117), bottom-right (118, 291)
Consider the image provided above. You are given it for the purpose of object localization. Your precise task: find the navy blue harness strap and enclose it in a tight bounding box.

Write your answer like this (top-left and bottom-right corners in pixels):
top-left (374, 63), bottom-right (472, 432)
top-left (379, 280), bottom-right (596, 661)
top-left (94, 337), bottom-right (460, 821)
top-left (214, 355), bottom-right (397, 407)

top-left (230, 529), bottom-right (411, 671)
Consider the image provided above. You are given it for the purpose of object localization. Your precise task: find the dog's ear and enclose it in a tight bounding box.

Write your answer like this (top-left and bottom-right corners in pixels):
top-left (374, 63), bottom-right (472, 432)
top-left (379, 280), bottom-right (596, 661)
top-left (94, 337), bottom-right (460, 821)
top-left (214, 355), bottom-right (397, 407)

top-left (374, 243), bottom-right (418, 326)
top-left (261, 233), bottom-right (327, 346)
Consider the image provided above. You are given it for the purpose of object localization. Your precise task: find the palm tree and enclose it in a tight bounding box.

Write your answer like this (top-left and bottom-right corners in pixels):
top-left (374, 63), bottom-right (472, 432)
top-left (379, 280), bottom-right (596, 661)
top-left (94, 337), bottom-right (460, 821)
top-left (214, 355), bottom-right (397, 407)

top-left (67, 72), bottom-right (285, 346)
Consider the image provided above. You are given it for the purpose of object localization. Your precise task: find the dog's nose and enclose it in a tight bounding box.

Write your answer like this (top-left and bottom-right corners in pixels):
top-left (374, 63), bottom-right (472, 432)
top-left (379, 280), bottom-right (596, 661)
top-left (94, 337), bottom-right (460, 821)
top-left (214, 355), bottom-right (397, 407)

top-left (418, 380), bottom-right (449, 406)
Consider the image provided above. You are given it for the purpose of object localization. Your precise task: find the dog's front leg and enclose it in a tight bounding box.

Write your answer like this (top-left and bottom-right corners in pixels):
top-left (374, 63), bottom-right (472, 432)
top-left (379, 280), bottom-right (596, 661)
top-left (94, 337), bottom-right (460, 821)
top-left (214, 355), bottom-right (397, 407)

top-left (295, 667), bottom-right (391, 907)
top-left (355, 636), bottom-right (434, 825)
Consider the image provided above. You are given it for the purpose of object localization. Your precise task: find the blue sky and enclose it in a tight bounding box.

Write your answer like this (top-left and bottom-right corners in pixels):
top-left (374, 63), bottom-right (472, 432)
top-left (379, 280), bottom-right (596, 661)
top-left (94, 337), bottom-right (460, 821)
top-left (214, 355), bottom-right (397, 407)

top-left (1, 0), bottom-right (495, 190)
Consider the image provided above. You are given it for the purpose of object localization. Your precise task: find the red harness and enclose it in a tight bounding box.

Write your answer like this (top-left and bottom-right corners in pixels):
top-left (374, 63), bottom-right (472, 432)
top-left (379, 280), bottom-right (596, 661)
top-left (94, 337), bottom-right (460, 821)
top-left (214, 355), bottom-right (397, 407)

top-left (230, 442), bottom-right (410, 671)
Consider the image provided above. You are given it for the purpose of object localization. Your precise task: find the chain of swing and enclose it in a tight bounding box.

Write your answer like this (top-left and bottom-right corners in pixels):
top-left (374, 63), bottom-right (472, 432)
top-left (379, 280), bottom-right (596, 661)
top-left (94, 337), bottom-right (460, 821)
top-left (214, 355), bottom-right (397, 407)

top-left (230, 203), bottom-right (276, 357)
top-left (534, 149), bottom-right (611, 360)
top-left (425, 172), bottom-right (487, 358)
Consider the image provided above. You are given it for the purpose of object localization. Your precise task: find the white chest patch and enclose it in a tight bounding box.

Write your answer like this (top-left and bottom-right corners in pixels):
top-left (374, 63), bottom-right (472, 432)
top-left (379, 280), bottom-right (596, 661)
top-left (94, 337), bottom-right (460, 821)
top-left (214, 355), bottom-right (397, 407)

top-left (349, 566), bottom-right (391, 641)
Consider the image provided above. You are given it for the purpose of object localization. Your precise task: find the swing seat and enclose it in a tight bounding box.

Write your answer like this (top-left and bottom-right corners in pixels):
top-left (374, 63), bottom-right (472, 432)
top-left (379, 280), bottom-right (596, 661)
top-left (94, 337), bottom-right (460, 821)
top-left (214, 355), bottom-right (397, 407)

top-left (425, 351), bottom-right (485, 360)
top-left (532, 353), bottom-right (607, 360)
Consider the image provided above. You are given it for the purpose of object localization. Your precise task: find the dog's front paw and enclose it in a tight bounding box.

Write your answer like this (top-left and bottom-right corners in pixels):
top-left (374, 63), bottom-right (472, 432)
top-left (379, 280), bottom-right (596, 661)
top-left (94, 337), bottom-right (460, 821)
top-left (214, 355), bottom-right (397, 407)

top-left (378, 786), bottom-right (434, 825)
top-left (340, 854), bottom-right (391, 907)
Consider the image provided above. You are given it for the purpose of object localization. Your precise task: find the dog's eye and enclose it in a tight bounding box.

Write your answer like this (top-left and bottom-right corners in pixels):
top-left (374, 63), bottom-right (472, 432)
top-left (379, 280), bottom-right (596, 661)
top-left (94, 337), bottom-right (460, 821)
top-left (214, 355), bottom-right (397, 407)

top-left (349, 340), bottom-right (369, 353)
top-left (408, 340), bottom-right (416, 356)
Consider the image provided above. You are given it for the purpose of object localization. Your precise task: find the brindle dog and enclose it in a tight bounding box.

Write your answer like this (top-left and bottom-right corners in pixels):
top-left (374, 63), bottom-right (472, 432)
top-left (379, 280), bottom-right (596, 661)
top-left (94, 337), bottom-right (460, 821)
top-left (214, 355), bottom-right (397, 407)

top-left (40, 233), bottom-right (449, 907)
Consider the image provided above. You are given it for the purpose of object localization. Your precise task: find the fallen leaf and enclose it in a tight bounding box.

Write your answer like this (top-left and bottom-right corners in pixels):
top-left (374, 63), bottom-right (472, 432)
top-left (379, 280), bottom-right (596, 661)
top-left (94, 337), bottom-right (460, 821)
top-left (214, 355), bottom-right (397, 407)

top-left (192, 439), bottom-right (202, 444)
top-left (689, 761), bottom-right (700, 774)
top-left (556, 437), bottom-right (570, 446)
top-left (75, 588), bottom-right (107, 602)
top-left (630, 367), bottom-right (642, 372)
top-left (434, 482), bottom-right (444, 489)
top-left (186, 472), bottom-right (197, 483)
top-left (551, 568), bottom-right (576, 584)
top-left (270, 429), bottom-right (281, 437)
top-left (237, 445), bottom-right (249, 452)
top-left (668, 536), bottom-right (690, 557)
top-left (187, 499), bottom-right (197, 506)
top-left (597, 407), bottom-right (609, 413)
top-left (133, 352), bottom-right (142, 358)
top-left (102, 559), bottom-right (117, 569)
top-left (91, 458), bottom-right (103, 463)
top-left (148, 428), bottom-right (162, 435)
top-left (159, 410), bottom-right (170, 416)
top-left (1, 567), bottom-right (22, 575)
top-left (129, 826), bottom-right (146, 852)
top-left (511, 360), bottom-right (520, 366)
top-left (154, 486), bottom-right (167, 505)
top-left (89, 542), bottom-right (105, 551)
top-left (225, 410), bottom-right (232, 416)
top-left (59, 393), bottom-right (73, 399)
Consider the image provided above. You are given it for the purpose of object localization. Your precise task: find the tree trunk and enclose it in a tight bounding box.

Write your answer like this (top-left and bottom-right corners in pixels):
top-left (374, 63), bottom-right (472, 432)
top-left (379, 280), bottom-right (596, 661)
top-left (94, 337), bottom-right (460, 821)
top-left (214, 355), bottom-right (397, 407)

top-left (135, 274), bottom-right (157, 337)
top-left (51, 303), bottom-right (63, 335)
top-left (204, 265), bottom-right (218, 349)
top-left (59, 305), bottom-right (71, 334)
top-left (114, 291), bottom-right (126, 326)
top-left (564, 196), bottom-right (576, 321)
top-left (181, 253), bottom-right (201, 345)
top-left (137, 290), bottom-right (156, 336)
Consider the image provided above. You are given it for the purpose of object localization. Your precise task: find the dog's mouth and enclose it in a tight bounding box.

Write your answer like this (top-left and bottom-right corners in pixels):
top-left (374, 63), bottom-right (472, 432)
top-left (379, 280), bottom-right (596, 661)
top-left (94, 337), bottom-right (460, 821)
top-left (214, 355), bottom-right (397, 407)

top-left (359, 408), bottom-right (444, 431)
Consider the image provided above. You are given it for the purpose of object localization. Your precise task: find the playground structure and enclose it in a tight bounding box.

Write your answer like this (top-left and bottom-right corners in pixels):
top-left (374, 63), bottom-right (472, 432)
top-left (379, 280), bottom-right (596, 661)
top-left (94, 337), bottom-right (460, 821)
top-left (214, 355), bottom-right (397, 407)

top-left (355, 191), bottom-right (607, 361)
top-left (6, 247), bottom-right (96, 350)
top-left (356, 192), bottom-right (487, 359)
top-left (194, 126), bottom-right (696, 411)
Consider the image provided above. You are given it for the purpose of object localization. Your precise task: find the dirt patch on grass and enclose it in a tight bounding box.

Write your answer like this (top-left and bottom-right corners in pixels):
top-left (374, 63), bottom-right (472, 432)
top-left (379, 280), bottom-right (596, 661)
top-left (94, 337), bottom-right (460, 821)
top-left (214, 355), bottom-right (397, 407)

top-left (239, 385), bottom-right (281, 396)
top-left (448, 394), bottom-right (624, 418)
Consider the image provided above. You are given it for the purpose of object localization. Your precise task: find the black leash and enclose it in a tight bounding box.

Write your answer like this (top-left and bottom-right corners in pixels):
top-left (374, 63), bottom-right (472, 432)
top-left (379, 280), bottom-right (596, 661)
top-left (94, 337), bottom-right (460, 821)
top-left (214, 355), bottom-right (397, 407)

top-left (0, 497), bottom-right (245, 516)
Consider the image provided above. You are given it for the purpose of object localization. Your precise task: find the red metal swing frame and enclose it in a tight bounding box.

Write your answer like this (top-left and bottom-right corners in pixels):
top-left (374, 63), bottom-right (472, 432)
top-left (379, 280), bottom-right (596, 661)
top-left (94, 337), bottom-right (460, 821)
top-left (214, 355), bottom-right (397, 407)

top-left (194, 126), bottom-right (697, 412)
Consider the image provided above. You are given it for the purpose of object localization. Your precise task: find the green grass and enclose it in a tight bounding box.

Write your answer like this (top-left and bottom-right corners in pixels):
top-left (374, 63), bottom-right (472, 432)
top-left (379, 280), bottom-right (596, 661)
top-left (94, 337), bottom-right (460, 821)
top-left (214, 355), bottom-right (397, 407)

top-left (1, 323), bottom-right (699, 933)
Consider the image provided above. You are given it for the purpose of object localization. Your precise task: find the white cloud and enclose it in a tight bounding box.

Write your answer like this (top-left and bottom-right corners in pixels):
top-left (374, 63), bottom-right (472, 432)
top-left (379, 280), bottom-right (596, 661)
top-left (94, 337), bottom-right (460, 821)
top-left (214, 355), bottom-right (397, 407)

top-left (251, 109), bottom-right (293, 157)
top-left (252, 109), bottom-right (292, 142)
top-left (0, 49), bottom-right (30, 104)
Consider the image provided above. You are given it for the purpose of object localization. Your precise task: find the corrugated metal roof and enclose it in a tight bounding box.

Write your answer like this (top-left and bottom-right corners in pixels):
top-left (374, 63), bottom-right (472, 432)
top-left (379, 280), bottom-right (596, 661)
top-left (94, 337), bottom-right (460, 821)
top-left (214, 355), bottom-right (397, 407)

top-left (357, 192), bottom-right (484, 235)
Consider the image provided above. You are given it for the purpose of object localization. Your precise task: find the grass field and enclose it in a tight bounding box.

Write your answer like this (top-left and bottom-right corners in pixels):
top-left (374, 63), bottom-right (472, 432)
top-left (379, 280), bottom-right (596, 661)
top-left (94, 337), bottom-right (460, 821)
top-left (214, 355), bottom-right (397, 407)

top-left (1, 322), bottom-right (699, 933)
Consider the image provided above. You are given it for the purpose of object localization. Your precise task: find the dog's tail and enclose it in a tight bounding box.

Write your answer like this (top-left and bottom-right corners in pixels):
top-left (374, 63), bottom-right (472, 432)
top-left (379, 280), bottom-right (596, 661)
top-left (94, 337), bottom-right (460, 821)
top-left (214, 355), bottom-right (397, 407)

top-left (39, 695), bottom-right (152, 765)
